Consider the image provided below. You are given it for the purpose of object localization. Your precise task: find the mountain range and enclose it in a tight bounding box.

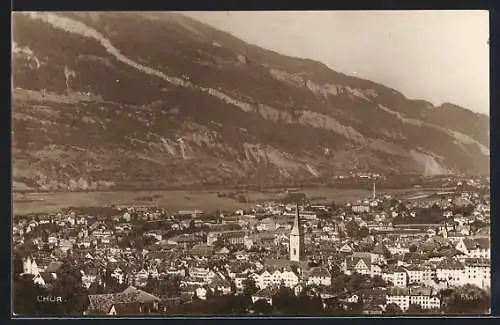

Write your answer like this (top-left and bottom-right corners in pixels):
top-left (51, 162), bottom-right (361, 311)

top-left (11, 12), bottom-right (490, 192)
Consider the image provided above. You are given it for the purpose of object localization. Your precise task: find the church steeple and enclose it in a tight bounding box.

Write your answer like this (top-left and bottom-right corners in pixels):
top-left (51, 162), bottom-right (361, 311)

top-left (290, 202), bottom-right (305, 261)
top-left (291, 202), bottom-right (303, 236)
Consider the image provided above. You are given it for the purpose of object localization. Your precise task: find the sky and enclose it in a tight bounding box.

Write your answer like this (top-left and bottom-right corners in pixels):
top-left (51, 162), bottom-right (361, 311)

top-left (183, 11), bottom-right (489, 115)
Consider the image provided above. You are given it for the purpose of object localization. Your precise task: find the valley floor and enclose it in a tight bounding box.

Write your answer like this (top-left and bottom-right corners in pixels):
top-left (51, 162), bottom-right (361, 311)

top-left (12, 187), bottom-right (427, 216)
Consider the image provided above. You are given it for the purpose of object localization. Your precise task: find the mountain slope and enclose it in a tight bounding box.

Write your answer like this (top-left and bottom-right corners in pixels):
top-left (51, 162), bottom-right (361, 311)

top-left (11, 12), bottom-right (490, 191)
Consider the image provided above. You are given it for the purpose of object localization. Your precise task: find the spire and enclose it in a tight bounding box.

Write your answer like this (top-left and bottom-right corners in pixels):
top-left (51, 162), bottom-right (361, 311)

top-left (290, 201), bottom-right (304, 262)
top-left (291, 202), bottom-right (303, 235)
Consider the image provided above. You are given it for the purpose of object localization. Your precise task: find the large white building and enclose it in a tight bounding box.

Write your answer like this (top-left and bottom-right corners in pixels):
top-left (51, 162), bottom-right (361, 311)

top-left (463, 258), bottom-right (491, 290)
top-left (405, 265), bottom-right (435, 285)
top-left (254, 269), bottom-right (299, 289)
top-left (382, 266), bottom-right (408, 288)
top-left (436, 260), bottom-right (466, 286)
top-left (386, 287), bottom-right (441, 312)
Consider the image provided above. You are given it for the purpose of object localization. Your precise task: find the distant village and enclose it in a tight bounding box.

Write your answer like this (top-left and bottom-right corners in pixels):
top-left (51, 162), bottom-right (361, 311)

top-left (13, 176), bottom-right (490, 316)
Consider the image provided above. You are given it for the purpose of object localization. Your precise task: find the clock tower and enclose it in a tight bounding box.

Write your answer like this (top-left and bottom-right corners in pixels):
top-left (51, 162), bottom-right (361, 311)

top-left (289, 202), bottom-right (305, 262)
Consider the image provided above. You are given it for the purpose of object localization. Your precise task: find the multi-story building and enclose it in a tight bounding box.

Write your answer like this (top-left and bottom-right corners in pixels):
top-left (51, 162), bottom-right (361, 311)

top-left (255, 269), bottom-right (299, 289)
top-left (436, 260), bottom-right (466, 286)
top-left (256, 270), bottom-right (273, 289)
top-left (405, 265), bottom-right (435, 285)
top-left (409, 287), bottom-right (441, 310)
top-left (463, 258), bottom-right (491, 289)
top-left (386, 287), bottom-right (410, 311)
top-left (351, 204), bottom-right (370, 213)
top-left (207, 230), bottom-right (246, 246)
top-left (382, 266), bottom-right (408, 288)
top-left (386, 287), bottom-right (441, 312)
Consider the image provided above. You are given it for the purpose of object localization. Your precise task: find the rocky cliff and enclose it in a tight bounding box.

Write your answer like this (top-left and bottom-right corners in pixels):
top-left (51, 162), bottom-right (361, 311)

top-left (12, 12), bottom-right (490, 191)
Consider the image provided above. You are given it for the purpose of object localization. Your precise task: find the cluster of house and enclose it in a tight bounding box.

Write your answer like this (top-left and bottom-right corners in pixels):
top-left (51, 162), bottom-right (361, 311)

top-left (14, 178), bottom-right (490, 315)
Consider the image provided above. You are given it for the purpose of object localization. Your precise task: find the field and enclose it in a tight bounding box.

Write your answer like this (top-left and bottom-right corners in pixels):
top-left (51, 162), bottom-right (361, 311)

top-left (12, 187), bottom-right (423, 216)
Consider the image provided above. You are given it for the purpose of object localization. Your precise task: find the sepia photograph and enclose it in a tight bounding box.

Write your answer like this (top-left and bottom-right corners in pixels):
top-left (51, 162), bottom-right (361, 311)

top-left (11, 10), bottom-right (490, 317)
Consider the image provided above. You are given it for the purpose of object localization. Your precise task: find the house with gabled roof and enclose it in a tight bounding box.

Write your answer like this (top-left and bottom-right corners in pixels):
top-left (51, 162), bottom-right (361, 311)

top-left (307, 267), bottom-right (331, 286)
top-left (251, 286), bottom-right (280, 306)
top-left (341, 255), bottom-right (371, 276)
top-left (22, 256), bottom-right (40, 276)
top-left (33, 272), bottom-right (56, 288)
top-left (108, 302), bottom-right (143, 316)
top-left (256, 270), bottom-right (273, 289)
top-left (339, 242), bottom-right (354, 254)
top-left (86, 286), bottom-right (161, 315)
top-left (455, 238), bottom-right (490, 259)
top-left (208, 276), bottom-right (232, 295)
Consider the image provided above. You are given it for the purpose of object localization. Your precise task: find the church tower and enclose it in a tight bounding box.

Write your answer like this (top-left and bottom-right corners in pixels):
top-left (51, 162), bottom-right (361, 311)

top-left (289, 202), bottom-right (305, 261)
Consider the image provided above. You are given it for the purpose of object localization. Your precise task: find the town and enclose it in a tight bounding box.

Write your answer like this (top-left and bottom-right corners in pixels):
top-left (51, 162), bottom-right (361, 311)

top-left (13, 176), bottom-right (491, 316)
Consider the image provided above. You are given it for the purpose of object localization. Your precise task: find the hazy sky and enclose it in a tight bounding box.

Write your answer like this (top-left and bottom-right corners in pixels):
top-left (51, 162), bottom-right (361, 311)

top-left (183, 11), bottom-right (489, 115)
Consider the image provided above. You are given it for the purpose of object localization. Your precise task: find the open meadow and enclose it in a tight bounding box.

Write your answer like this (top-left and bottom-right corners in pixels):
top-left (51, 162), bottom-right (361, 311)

top-left (12, 187), bottom-right (425, 216)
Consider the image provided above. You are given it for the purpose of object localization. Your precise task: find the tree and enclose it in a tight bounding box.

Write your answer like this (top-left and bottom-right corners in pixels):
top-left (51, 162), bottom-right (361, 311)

top-left (384, 303), bottom-right (403, 315)
top-left (294, 290), bottom-right (323, 315)
top-left (345, 273), bottom-right (366, 292)
top-left (443, 284), bottom-right (490, 315)
top-left (165, 275), bottom-right (182, 296)
top-left (372, 275), bottom-right (387, 288)
top-left (407, 303), bottom-right (424, 315)
top-left (242, 279), bottom-right (258, 297)
top-left (345, 221), bottom-right (369, 239)
top-left (13, 274), bottom-right (47, 315)
top-left (87, 281), bottom-right (104, 295)
top-left (51, 261), bottom-right (90, 315)
top-left (204, 287), bottom-right (214, 300)
top-left (345, 300), bottom-right (364, 315)
top-left (252, 299), bottom-right (272, 314)
top-left (307, 295), bottom-right (325, 315)
top-left (229, 294), bottom-right (250, 314)
top-left (272, 286), bottom-right (296, 314)
top-left (358, 226), bottom-right (369, 238)
top-left (409, 244), bottom-right (418, 253)
top-left (324, 299), bottom-right (346, 315)
top-left (13, 251), bottom-right (24, 280)
top-left (230, 281), bottom-right (237, 295)
top-left (329, 273), bottom-right (348, 293)
top-left (145, 274), bottom-right (159, 294)
top-left (345, 221), bottom-right (360, 238)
